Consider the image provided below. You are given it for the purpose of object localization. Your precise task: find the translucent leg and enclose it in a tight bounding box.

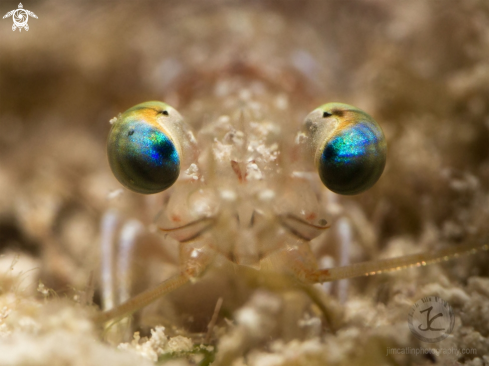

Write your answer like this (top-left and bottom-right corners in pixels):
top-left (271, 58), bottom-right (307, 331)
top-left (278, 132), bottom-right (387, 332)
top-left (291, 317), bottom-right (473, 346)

top-left (100, 210), bottom-right (119, 311)
top-left (100, 214), bottom-right (143, 308)
top-left (275, 238), bottom-right (488, 331)
top-left (335, 217), bottom-right (351, 303)
top-left (266, 244), bottom-right (343, 331)
top-left (94, 272), bottom-right (190, 324)
top-left (94, 244), bottom-right (213, 324)
top-left (291, 239), bottom-right (489, 284)
top-left (107, 219), bottom-right (144, 340)
top-left (318, 256), bottom-right (334, 293)
top-left (117, 220), bottom-right (143, 304)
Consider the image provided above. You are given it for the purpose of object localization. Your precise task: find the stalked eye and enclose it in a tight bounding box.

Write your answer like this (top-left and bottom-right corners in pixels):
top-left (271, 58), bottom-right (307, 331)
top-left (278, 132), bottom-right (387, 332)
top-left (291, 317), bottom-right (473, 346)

top-left (107, 101), bottom-right (192, 194)
top-left (301, 103), bottom-right (386, 195)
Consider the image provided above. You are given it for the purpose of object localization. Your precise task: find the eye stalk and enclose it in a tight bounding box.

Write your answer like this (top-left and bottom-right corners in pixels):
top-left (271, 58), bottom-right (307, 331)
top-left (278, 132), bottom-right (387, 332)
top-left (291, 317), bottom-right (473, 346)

top-left (107, 101), bottom-right (195, 194)
top-left (302, 103), bottom-right (387, 195)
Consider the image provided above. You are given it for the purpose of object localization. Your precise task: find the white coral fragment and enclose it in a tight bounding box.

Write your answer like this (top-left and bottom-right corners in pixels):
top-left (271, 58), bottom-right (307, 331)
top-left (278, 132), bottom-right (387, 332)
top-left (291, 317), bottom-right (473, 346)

top-left (246, 162), bottom-right (263, 181)
top-left (184, 163), bottom-right (200, 181)
top-left (118, 326), bottom-right (193, 362)
top-left (109, 115), bottom-right (119, 125)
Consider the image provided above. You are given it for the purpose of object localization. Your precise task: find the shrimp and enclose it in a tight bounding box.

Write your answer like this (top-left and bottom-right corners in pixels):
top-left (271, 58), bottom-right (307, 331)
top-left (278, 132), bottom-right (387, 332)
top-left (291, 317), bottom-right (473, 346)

top-left (95, 5), bottom-right (488, 341)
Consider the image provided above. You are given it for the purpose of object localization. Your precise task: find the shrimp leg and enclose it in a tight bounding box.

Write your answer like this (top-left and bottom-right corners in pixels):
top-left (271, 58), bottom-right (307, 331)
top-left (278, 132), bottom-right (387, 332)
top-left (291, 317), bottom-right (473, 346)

top-left (282, 239), bottom-right (489, 284)
top-left (94, 243), bottom-right (213, 324)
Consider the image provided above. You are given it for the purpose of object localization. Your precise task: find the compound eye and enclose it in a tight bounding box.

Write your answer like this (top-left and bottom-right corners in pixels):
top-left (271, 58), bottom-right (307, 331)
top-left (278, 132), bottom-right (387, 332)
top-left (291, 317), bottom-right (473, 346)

top-left (107, 101), bottom-right (183, 194)
top-left (304, 103), bottom-right (387, 195)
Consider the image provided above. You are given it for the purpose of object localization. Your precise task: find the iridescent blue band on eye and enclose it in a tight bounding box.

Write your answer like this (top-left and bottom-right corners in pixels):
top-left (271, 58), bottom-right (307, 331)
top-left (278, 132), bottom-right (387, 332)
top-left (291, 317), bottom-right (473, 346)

top-left (108, 119), bottom-right (180, 194)
top-left (319, 120), bottom-right (386, 195)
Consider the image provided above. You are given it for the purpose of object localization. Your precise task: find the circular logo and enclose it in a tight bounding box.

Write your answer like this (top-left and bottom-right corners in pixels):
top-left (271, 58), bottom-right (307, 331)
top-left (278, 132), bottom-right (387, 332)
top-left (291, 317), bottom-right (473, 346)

top-left (408, 296), bottom-right (454, 343)
top-left (13, 9), bottom-right (28, 28)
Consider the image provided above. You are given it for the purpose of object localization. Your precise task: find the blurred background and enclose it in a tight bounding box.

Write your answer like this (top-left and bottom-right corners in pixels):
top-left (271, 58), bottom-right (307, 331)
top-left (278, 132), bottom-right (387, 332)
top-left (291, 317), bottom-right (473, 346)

top-left (0, 0), bottom-right (489, 348)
